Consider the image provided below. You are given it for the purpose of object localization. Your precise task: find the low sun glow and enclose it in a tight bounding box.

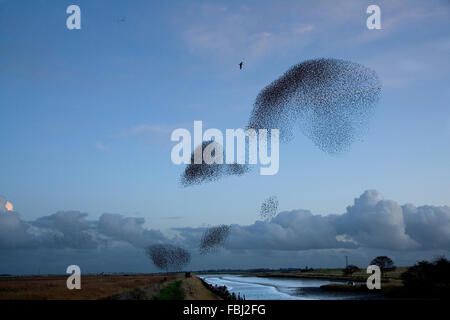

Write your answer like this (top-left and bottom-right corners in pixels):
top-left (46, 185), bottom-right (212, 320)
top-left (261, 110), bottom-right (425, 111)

top-left (5, 201), bottom-right (13, 211)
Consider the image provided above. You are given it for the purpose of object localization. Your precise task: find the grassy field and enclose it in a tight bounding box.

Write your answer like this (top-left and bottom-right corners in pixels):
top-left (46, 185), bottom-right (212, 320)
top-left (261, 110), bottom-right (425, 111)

top-left (0, 274), bottom-right (175, 300)
top-left (0, 273), bottom-right (220, 300)
top-left (155, 280), bottom-right (185, 300)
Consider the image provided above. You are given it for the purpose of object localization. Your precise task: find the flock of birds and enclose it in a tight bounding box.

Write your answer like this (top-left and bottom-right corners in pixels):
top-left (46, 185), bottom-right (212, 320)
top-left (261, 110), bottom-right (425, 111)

top-left (146, 244), bottom-right (191, 272)
top-left (146, 195), bottom-right (280, 271)
top-left (181, 58), bottom-right (381, 185)
top-left (147, 58), bottom-right (382, 272)
top-left (199, 225), bottom-right (232, 255)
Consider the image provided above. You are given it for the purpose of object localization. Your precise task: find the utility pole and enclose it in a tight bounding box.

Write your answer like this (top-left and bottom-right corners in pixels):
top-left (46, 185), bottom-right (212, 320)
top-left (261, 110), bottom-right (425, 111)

top-left (345, 256), bottom-right (348, 268)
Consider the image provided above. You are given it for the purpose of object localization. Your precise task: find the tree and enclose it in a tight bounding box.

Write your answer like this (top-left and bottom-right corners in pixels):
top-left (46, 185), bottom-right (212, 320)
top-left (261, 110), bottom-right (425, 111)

top-left (146, 244), bottom-right (191, 273)
top-left (370, 256), bottom-right (395, 273)
top-left (401, 257), bottom-right (450, 293)
top-left (343, 264), bottom-right (360, 275)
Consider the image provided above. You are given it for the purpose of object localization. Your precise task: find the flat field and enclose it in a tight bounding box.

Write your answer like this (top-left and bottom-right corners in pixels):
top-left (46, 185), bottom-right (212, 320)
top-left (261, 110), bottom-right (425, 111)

top-left (0, 273), bottom-right (174, 300)
top-left (0, 273), bottom-right (219, 300)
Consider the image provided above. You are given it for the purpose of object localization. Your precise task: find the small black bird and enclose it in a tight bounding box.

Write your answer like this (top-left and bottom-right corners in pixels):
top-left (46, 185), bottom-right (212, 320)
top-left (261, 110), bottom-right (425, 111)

top-left (239, 61), bottom-right (243, 70)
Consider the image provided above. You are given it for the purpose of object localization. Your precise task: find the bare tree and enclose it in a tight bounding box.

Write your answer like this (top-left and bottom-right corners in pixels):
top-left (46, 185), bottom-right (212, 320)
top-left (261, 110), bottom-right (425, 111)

top-left (146, 244), bottom-right (191, 273)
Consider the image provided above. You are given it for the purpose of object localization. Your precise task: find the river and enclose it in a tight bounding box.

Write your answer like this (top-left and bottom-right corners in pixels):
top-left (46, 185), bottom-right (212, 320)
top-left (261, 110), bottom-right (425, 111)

top-left (199, 274), bottom-right (379, 300)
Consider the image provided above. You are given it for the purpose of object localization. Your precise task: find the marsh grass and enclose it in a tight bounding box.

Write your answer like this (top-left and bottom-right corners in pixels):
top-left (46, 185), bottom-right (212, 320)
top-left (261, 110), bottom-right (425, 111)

top-left (155, 280), bottom-right (185, 300)
top-left (0, 274), bottom-right (175, 300)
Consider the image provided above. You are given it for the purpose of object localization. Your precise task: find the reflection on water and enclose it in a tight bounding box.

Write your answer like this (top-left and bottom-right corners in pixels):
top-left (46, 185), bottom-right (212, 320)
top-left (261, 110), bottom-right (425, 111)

top-left (199, 274), bottom-right (380, 300)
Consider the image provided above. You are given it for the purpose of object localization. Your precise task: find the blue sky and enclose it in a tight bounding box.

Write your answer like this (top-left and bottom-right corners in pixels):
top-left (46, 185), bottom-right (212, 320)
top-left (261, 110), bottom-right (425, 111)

top-left (0, 1), bottom-right (450, 273)
top-left (1, 0), bottom-right (450, 228)
top-left (0, 1), bottom-right (450, 226)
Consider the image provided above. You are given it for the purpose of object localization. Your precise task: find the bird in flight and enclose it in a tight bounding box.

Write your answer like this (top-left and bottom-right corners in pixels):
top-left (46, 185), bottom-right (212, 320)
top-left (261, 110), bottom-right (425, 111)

top-left (239, 61), bottom-right (243, 70)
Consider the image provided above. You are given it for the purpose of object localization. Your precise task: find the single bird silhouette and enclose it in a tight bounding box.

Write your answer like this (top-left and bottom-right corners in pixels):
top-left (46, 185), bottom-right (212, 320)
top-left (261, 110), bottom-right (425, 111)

top-left (239, 61), bottom-right (243, 70)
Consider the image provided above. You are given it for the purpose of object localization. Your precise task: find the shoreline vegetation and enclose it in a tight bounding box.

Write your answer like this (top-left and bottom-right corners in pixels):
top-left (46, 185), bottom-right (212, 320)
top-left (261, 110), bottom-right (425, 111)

top-left (198, 277), bottom-right (244, 300)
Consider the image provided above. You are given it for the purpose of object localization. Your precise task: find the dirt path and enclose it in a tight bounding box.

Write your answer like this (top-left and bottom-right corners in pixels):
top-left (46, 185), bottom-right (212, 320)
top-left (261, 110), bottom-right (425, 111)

top-left (181, 275), bottom-right (221, 300)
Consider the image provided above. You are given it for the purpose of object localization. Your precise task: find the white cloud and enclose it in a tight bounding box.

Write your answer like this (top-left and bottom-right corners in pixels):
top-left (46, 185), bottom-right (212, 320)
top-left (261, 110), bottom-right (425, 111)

top-left (98, 213), bottom-right (166, 247)
top-left (403, 204), bottom-right (450, 250)
top-left (335, 190), bottom-right (419, 250)
top-left (227, 210), bottom-right (355, 250)
top-left (1, 190), bottom-right (449, 273)
top-left (175, 190), bottom-right (449, 252)
top-left (0, 210), bottom-right (169, 250)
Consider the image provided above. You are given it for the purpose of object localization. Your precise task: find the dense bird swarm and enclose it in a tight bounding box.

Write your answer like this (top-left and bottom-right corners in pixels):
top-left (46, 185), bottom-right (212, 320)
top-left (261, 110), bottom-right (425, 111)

top-left (146, 244), bottom-right (191, 272)
top-left (248, 58), bottom-right (381, 153)
top-left (199, 224), bottom-right (231, 254)
top-left (259, 196), bottom-right (279, 221)
top-left (181, 140), bottom-right (249, 187)
top-left (181, 58), bottom-right (381, 185)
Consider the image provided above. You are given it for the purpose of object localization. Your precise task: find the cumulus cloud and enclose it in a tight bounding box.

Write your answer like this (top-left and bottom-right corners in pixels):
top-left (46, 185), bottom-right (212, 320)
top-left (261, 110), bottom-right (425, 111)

top-left (0, 211), bottom-right (168, 250)
top-left (0, 212), bottom-right (38, 249)
top-left (98, 213), bottom-right (166, 247)
top-left (334, 190), bottom-right (420, 250)
top-left (227, 210), bottom-right (356, 251)
top-left (175, 190), bottom-right (450, 252)
top-left (32, 211), bottom-right (99, 249)
top-left (0, 190), bottom-right (448, 274)
top-left (403, 204), bottom-right (450, 250)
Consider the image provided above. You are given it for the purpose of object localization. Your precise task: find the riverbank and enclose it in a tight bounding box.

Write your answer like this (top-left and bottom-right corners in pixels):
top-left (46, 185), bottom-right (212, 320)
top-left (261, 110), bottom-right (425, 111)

top-left (181, 274), bottom-right (221, 300)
